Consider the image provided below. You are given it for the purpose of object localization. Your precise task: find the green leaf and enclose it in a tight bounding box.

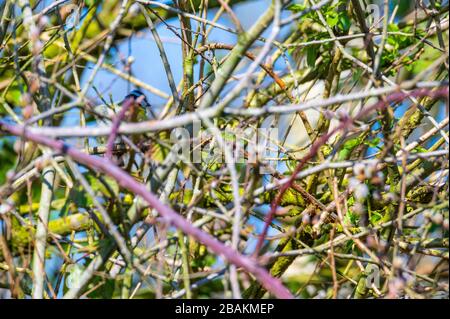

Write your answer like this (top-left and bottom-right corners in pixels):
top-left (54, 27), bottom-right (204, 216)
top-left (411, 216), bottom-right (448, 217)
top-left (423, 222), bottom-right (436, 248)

top-left (286, 4), bottom-right (307, 12)
top-left (364, 137), bottom-right (381, 148)
top-left (411, 146), bottom-right (428, 154)
top-left (345, 210), bottom-right (359, 226)
top-left (370, 210), bottom-right (383, 225)
top-left (338, 12), bottom-right (351, 32)
top-left (338, 137), bottom-right (363, 160)
top-left (387, 23), bottom-right (400, 32)
top-left (0, 139), bottom-right (16, 185)
top-left (306, 45), bottom-right (320, 67)
top-left (326, 11), bottom-right (339, 27)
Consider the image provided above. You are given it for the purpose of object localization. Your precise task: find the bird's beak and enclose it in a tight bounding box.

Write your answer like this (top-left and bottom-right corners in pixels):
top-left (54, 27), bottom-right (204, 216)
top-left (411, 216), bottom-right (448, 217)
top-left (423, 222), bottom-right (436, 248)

top-left (141, 98), bottom-right (151, 108)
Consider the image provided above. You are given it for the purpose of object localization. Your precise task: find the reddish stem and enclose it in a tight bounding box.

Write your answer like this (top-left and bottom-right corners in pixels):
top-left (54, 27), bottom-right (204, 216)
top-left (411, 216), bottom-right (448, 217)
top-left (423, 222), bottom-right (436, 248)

top-left (105, 97), bottom-right (135, 160)
top-left (0, 121), bottom-right (294, 299)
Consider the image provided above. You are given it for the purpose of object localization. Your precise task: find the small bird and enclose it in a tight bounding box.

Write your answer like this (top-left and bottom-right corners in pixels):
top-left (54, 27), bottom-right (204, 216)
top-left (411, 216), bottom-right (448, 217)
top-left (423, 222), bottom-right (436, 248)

top-left (106, 90), bottom-right (157, 169)
top-left (121, 89), bottom-right (156, 121)
top-left (93, 89), bottom-right (155, 122)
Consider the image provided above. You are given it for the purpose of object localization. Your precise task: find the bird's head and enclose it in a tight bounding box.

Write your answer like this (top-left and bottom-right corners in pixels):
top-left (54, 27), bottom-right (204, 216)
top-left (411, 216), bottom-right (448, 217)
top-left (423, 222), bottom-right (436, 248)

top-left (125, 89), bottom-right (151, 108)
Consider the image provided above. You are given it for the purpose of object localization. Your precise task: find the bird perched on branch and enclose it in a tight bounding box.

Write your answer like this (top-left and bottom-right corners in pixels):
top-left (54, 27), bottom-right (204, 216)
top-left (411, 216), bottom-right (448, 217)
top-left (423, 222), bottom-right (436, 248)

top-left (99, 89), bottom-right (161, 170)
top-left (92, 89), bottom-right (155, 123)
top-left (122, 89), bottom-right (156, 121)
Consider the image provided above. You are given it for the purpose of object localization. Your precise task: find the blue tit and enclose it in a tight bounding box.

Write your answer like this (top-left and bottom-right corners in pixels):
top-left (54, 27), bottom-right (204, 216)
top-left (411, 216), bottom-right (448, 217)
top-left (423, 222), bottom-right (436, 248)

top-left (121, 89), bottom-right (156, 121)
top-left (117, 90), bottom-right (156, 170)
top-left (93, 89), bottom-right (155, 123)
